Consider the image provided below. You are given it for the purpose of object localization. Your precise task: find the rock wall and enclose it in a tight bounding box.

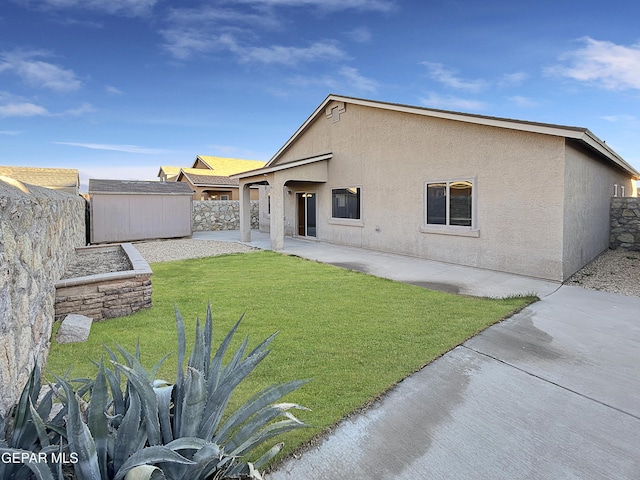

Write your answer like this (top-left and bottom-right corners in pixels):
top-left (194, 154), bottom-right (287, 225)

top-left (55, 244), bottom-right (153, 321)
top-left (0, 178), bottom-right (85, 417)
top-left (193, 200), bottom-right (259, 231)
top-left (610, 197), bottom-right (640, 250)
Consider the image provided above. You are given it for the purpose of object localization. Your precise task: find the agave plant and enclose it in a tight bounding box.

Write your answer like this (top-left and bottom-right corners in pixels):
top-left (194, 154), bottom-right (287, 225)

top-left (0, 305), bottom-right (310, 480)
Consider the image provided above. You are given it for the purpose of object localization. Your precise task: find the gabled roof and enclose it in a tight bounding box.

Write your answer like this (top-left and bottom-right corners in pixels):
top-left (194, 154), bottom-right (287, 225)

top-left (157, 166), bottom-right (182, 179)
top-left (265, 94), bottom-right (640, 179)
top-left (178, 170), bottom-right (240, 187)
top-left (89, 179), bottom-right (194, 195)
top-left (0, 165), bottom-right (79, 190)
top-left (192, 155), bottom-right (266, 176)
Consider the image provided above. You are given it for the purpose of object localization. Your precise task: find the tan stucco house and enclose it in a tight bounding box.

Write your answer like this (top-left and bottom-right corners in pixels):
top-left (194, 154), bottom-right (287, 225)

top-left (0, 166), bottom-right (80, 195)
top-left (234, 94), bottom-right (639, 282)
top-left (159, 155), bottom-right (266, 200)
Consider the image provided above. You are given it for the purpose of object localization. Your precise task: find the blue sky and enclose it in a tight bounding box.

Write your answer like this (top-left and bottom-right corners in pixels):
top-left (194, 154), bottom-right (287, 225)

top-left (1, 0), bottom-right (640, 192)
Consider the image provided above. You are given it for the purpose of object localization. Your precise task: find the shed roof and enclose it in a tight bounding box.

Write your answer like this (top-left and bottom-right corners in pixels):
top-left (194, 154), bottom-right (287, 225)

top-left (89, 179), bottom-right (194, 195)
top-left (0, 165), bottom-right (79, 189)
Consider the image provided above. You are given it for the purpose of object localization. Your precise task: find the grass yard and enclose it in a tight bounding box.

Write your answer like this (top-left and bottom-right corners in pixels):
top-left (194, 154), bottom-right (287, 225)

top-left (47, 250), bottom-right (534, 466)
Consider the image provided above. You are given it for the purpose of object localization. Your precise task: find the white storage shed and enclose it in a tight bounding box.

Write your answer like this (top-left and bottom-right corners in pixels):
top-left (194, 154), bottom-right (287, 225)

top-left (89, 179), bottom-right (193, 243)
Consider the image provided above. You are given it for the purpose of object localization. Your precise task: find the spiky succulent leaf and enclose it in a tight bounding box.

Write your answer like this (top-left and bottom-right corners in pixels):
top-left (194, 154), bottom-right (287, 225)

top-left (179, 368), bottom-right (206, 439)
top-left (113, 387), bottom-right (142, 473)
top-left (173, 305), bottom-right (187, 438)
top-left (88, 359), bottom-right (109, 480)
top-left (113, 363), bottom-right (162, 446)
top-left (56, 377), bottom-right (102, 480)
top-left (124, 464), bottom-right (166, 480)
top-left (113, 445), bottom-right (196, 480)
top-left (214, 380), bottom-right (310, 445)
top-left (153, 381), bottom-right (174, 445)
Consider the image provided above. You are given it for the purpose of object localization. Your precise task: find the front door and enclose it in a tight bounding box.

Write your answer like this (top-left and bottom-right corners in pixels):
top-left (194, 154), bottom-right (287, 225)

top-left (296, 192), bottom-right (316, 237)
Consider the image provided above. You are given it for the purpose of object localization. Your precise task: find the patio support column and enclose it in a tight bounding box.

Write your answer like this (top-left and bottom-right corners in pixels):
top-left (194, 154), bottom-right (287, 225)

top-left (270, 181), bottom-right (285, 250)
top-left (239, 181), bottom-right (252, 242)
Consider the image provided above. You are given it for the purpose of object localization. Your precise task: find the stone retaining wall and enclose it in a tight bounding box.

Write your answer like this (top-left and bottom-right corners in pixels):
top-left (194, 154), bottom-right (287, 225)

top-left (0, 177), bottom-right (85, 417)
top-left (193, 200), bottom-right (259, 231)
top-left (55, 243), bottom-right (153, 321)
top-left (610, 197), bottom-right (640, 250)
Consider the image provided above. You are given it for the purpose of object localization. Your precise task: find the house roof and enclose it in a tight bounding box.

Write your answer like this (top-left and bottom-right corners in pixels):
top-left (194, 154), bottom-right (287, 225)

top-left (89, 179), bottom-right (194, 195)
top-left (260, 94), bottom-right (640, 180)
top-left (192, 156), bottom-right (267, 176)
top-left (178, 170), bottom-right (240, 187)
top-left (157, 166), bottom-right (182, 179)
top-left (0, 165), bottom-right (79, 189)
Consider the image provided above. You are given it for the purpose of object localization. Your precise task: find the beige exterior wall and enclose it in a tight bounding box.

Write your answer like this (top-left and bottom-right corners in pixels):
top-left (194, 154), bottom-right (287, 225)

top-left (273, 102), bottom-right (572, 280)
top-left (561, 141), bottom-right (635, 278)
top-left (91, 194), bottom-right (192, 243)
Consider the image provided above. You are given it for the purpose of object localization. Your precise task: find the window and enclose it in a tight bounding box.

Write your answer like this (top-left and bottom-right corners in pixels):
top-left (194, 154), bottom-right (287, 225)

top-left (332, 187), bottom-right (361, 219)
top-left (425, 180), bottom-right (474, 228)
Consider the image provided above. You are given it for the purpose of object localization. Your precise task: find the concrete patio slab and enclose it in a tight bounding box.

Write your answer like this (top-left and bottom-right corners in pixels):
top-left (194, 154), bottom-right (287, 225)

top-left (192, 230), bottom-right (560, 298)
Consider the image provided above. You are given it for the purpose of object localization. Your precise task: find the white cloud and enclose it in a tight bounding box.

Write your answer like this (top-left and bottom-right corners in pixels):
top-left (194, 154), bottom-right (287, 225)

top-left (231, 39), bottom-right (347, 65)
top-left (289, 66), bottom-right (378, 93)
top-left (500, 72), bottom-right (528, 85)
top-left (0, 50), bottom-right (82, 92)
top-left (14, 0), bottom-right (158, 16)
top-left (54, 142), bottom-right (172, 155)
top-left (601, 114), bottom-right (636, 122)
top-left (106, 85), bottom-right (123, 95)
top-left (0, 102), bottom-right (49, 117)
top-left (348, 27), bottom-right (372, 43)
top-left (550, 37), bottom-right (640, 91)
top-left (422, 61), bottom-right (489, 92)
top-left (419, 93), bottom-right (487, 112)
top-left (0, 130), bottom-right (24, 135)
top-left (508, 95), bottom-right (537, 107)
top-left (227, 0), bottom-right (395, 12)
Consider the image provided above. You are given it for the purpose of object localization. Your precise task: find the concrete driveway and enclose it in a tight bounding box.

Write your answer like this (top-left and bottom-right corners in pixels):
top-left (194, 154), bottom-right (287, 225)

top-left (191, 231), bottom-right (639, 478)
top-left (266, 286), bottom-right (640, 479)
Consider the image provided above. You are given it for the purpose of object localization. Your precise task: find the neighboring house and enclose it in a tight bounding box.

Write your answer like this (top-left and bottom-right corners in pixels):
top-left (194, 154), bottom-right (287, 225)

top-left (234, 94), bottom-right (640, 282)
top-left (89, 179), bottom-right (193, 243)
top-left (159, 155), bottom-right (266, 201)
top-left (157, 166), bottom-right (181, 182)
top-left (0, 165), bottom-right (80, 195)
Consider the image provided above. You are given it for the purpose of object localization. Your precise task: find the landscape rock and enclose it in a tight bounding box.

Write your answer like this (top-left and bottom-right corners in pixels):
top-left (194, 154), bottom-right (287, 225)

top-left (56, 314), bottom-right (93, 344)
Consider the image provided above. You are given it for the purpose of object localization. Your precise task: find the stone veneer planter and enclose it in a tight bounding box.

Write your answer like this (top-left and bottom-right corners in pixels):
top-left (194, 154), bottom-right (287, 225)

top-left (55, 243), bottom-right (153, 321)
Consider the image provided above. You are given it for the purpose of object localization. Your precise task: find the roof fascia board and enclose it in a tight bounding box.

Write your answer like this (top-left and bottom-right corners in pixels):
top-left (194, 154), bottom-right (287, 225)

top-left (234, 153), bottom-right (332, 179)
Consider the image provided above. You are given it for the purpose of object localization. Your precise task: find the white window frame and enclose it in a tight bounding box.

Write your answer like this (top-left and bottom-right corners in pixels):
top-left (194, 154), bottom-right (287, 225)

top-left (421, 177), bottom-right (479, 237)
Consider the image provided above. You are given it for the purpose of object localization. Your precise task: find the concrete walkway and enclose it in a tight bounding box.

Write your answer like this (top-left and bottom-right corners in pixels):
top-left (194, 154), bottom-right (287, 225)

top-left (193, 230), bottom-right (640, 478)
top-left (192, 230), bottom-right (560, 298)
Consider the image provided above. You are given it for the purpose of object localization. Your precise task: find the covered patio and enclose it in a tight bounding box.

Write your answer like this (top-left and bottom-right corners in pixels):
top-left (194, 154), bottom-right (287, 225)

top-left (233, 153), bottom-right (331, 250)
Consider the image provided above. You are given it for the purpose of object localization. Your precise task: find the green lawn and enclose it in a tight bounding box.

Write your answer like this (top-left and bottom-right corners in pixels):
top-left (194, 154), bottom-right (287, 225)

top-left (47, 250), bottom-right (534, 466)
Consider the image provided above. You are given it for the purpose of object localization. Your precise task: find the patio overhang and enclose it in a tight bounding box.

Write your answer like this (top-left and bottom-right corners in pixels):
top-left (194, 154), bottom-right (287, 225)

top-left (235, 153), bottom-right (331, 249)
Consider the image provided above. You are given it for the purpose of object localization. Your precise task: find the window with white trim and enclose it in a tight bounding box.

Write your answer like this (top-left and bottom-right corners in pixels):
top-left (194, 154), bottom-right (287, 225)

top-left (425, 180), bottom-right (474, 227)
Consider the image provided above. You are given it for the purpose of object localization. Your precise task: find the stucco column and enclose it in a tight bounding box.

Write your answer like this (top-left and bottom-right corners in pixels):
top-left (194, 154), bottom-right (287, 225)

top-left (239, 181), bottom-right (252, 242)
top-left (270, 181), bottom-right (285, 250)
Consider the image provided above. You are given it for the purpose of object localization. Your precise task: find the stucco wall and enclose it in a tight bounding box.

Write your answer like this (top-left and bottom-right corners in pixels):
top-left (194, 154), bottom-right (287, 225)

top-left (274, 102), bottom-right (569, 281)
top-left (193, 200), bottom-right (259, 231)
top-left (562, 141), bottom-right (634, 278)
top-left (0, 178), bottom-right (85, 416)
